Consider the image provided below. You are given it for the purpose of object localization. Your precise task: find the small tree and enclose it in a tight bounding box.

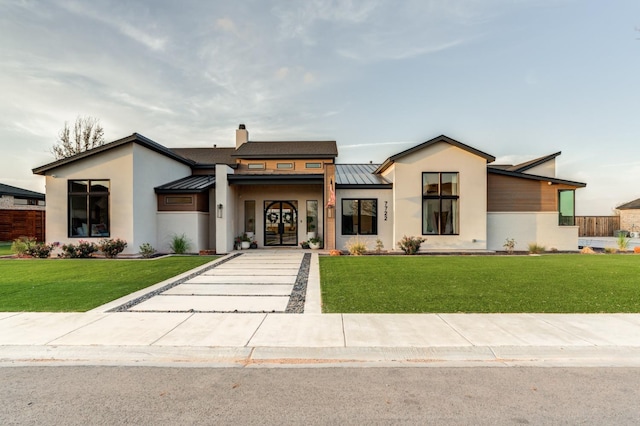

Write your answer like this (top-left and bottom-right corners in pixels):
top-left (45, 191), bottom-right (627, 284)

top-left (52, 115), bottom-right (105, 159)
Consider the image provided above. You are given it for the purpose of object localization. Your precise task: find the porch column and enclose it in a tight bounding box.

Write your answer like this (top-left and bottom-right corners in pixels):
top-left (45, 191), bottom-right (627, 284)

top-left (215, 164), bottom-right (234, 253)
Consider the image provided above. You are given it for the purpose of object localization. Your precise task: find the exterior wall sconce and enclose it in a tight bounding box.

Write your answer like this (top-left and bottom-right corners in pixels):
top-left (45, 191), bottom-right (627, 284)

top-left (217, 203), bottom-right (223, 218)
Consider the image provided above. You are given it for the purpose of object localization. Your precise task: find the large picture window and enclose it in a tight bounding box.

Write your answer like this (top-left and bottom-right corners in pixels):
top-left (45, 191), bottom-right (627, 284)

top-left (68, 180), bottom-right (110, 237)
top-left (422, 172), bottom-right (459, 235)
top-left (558, 190), bottom-right (575, 226)
top-left (341, 199), bottom-right (377, 235)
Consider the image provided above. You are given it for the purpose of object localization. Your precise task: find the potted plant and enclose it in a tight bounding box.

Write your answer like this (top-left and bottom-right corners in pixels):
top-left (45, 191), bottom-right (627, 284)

top-left (240, 233), bottom-right (251, 249)
top-left (250, 239), bottom-right (258, 249)
top-left (300, 241), bottom-right (310, 249)
top-left (308, 236), bottom-right (322, 249)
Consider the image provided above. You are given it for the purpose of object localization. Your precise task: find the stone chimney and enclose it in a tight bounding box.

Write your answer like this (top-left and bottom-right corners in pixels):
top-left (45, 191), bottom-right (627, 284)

top-left (236, 124), bottom-right (248, 149)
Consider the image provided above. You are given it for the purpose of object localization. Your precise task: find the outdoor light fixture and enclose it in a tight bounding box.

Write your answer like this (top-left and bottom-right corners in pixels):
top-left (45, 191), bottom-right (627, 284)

top-left (217, 203), bottom-right (223, 218)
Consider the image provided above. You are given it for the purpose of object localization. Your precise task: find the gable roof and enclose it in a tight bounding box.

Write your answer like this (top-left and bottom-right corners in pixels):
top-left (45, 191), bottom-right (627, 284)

top-left (170, 147), bottom-right (236, 167)
top-left (492, 152), bottom-right (562, 173)
top-left (0, 183), bottom-right (45, 200)
top-left (374, 135), bottom-right (495, 174)
top-left (488, 167), bottom-right (586, 187)
top-left (232, 140), bottom-right (338, 159)
top-left (33, 133), bottom-right (194, 175)
top-left (616, 198), bottom-right (640, 210)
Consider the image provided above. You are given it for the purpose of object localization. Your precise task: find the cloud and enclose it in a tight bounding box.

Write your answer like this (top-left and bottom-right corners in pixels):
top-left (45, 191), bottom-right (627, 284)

top-left (303, 72), bottom-right (315, 84)
top-left (275, 67), bottom-right (290, 79)
top-left (215, 17), bottom-right (237, 34)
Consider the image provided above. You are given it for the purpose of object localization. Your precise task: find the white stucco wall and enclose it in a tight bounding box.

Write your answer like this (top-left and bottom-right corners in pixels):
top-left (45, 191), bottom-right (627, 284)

top-left (389, 142), bottom-right (489, 251)
top-left (42, 142), bottom-right (191, 254)
top-left (156, 212), bottom-right (209, 253)
top-left (335, 188), bottom-right (393, 252)
top-left (487, 212), bottom-right (579, 251)
top-left (215, 164), bottom-right (235, 253)
top-left (525, 160), bottom-right (556, 178)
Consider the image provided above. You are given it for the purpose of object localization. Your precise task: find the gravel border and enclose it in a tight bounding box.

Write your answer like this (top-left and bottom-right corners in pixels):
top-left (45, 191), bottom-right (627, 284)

top-left (108, 252), bottom-right (243, 312)
top-left (285, 252), bottom-right (311, 314)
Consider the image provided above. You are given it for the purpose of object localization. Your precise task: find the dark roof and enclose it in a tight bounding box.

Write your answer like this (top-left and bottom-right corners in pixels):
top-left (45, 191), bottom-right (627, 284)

top-left (502, 152), bottom-right (562, 173)
top-left (170, 147), bottom-right (236, 166)
top-left (488, 168), bottom-right (586, 188)
top-left (0, 183), bottom-right (45, 200)
top-left (155, 175), bottom-right (216, 193)
top-left (232, 140), bottom-right (338, 159)
top-left (374, 135), bottom-right (495, 174)
top-left (335, 164), bottom-right (392, 188)
top-left (616, 198), bottom-right (640, 210)
top-left (33, 133), bottom-right (194, 175)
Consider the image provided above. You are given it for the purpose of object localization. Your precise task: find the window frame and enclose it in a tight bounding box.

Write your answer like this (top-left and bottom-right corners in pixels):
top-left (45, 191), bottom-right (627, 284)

top-left (422, 172), bottom-right (460, 235)
top-left (341, 198), bottom-right (378, 235)
top-left (68, 179), bottom-right (110, 238)
top-left (558, 189), bottom-right (576, 226)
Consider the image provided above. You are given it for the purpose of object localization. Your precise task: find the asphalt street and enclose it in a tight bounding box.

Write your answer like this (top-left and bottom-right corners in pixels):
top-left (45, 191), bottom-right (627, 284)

top-left (2, 366), bottom-right (639, 425)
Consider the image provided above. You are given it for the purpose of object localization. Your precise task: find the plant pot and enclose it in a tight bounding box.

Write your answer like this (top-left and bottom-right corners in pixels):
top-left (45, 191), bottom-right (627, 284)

top-left (250, 242), bottom-right (258, 249)
top-left (241, 241), bottom-right (250, 249)
top-left (309, 242), bottom-right (321, 249)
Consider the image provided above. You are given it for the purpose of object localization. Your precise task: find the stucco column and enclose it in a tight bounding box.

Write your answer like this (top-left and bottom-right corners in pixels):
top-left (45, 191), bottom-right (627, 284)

top-left (215, 164), bottom-right (234, 253)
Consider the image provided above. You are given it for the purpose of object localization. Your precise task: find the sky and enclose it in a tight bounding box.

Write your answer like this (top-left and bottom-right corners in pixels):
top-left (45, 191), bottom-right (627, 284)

top-left (1, 0), bottom-right (639, 215)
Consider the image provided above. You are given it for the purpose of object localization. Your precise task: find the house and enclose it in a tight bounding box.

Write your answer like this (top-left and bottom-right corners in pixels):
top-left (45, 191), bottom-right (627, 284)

top-left (615, 199), bottom-right (640, 237)
top-left (32, 125), bottom-right (586, 254)
top-left (0, 183), bottom-right (46, 241)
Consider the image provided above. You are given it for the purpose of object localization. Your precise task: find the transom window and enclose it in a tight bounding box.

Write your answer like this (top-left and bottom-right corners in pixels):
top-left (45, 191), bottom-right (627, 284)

top-left (341, 199), bottom-right (377, 235)
top-left (247, 163), bottom-right (265, 170)
top-left (276, 162), bottom-right (293, 169)
top-left (422, 172), bottom-right (459, 235)
top-left (305, 162), bottom-right (322, 169)
top-left (68, 179), bottom-right (110, 237)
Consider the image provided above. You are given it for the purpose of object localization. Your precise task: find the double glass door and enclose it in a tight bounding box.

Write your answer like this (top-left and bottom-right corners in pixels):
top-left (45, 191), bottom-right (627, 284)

top-left (264, 201), bottom-right (298, 246)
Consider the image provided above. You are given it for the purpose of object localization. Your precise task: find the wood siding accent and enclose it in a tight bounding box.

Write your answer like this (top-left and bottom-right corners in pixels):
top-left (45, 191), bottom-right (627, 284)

top-left (236, 159), bottom-right (332, 173)
top-left (0, 209), bottom-right (46, 241)
top-left (487, 174), bottom-right (576, 212)
top-left (576, 216), bottom-right (620, 237)
top-left (157, 193), bottom-right (209, 212)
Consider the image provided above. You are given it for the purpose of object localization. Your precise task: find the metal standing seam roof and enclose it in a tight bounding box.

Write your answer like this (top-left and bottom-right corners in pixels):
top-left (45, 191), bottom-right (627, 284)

top-left (335, 164), bottom-right (392, 187)
top-left (0, 183), bottom-right (46, 200)
top-left (154, 175), bottom-right (216, 193)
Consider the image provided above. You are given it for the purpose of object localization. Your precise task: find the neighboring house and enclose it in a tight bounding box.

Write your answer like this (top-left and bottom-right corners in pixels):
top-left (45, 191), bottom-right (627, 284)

top-left (615, 199), bottom-right (640, 237)
top-left (0, 183), bottom-right (46, 241)
top-left (32, 125), bottom-right (586, 254)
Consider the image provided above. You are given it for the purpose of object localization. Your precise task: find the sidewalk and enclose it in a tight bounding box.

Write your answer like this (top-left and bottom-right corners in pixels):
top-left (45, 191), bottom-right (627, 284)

top-left (1, 252), bottom-right (640, 367)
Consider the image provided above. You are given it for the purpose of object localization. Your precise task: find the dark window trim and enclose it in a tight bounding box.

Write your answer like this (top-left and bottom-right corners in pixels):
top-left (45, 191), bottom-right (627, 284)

top-left (341, 198), bottom-right (378, 235)
top-left (68, 179), bottom-right (110, 238)
top-left (558, 189), bottom-right (576, 226)
top-left (422, 172), bottom-right (460, 235)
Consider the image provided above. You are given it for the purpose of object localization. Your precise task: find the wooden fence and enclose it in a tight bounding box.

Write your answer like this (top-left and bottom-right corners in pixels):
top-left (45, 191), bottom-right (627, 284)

top-left (575, 216), bottom-right (620, 237)
top-left (0, 210), bottom-right (46, 242)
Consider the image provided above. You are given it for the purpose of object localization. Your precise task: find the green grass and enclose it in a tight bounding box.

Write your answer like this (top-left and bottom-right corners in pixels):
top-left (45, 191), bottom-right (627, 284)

top-left (320, 255), bottom-right (640, 313)
top-left (0, 256), bottom-right (216, 312)
top-left (0, 242), bottom-right (12, 256)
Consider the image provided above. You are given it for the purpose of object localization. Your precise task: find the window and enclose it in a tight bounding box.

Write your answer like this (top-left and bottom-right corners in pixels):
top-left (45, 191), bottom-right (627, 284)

top-left (244, 200), bottom-right (255, 232)
top-left (558, 190), bottom-right (575, 226)
top-left (341, 199), bottom-right (377, 235)
top-left (165, 196), bottom-right (193, 205)
top-left (277, 162), bottom-right (293, 169)
top-left (305, 162), bottom-right (322, 169)
top-left (68, 180), bottom-right (110, 237)
top-left (306, 200), bottom-right (318, 233)
top-left (248, 163), bottom-right (265, 170)
top-left (422, 172), bottom-right (459, 235)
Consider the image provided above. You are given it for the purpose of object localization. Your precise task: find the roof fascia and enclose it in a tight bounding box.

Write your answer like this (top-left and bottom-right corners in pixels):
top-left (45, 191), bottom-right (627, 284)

top-left (488, 168), bottom-right (586, 187)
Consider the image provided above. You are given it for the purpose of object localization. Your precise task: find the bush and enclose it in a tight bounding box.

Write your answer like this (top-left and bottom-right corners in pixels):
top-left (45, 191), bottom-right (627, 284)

top-left (170, 233), bottom-right (191, 254)
top-left (528, 243), bottom-right (546, 254)
top-left (98, 238), bottom-right (127, 258)
top-left (397, 235), bottom-right (426, 255)
top-left (139, 242), bottom-right (157, 258)
top-left (59, 241), bottom-right (98, 258)
top-left (346, 236), bottom-right (367, 256)
top-left (25, 241), bottom-right (59, 258)
top-left (503, 238), bottom-right (516, 254)
top-left (11, 236), bottom-right (36, 256)
top-left (617, 232), bottom-right (630, 251)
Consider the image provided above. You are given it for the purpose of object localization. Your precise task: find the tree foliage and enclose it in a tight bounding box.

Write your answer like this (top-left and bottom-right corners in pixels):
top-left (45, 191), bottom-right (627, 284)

top-left (52, 115), bottom-right (105, 159)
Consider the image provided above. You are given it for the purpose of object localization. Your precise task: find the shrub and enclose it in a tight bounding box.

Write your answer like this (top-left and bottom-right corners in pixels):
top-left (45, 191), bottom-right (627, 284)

top-left (59, 241), bottom-right (98, 258)
top-left (617, 232), bottom-right (630, 251)
top-left (11, 236), bottom-right (35, 257)
top-left (25, 241), bottom-right (59, 258)
top-left (375, 238), bottom-right (384, 253)
top-left (98, 238), bottom-right (127, 258)
top-left (346, 236), bottom-right (367, 256)
top-left (528, 243), bottom-right (546, 254)
top-left (170, 233), bottom-right (191, 254)
top-left (503, 238), bottom-right (516, 254)
top-left (580, 246), bottom-right (595, 254)
top-left (604, 247), bottom-right (617, 254)
top-left (397, 235), bottom-right (426, 255)
top-left (139, 242), bottom-right (157, 258)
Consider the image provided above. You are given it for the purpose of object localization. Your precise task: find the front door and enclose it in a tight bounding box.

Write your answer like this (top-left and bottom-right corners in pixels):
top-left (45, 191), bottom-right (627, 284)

top-left (264, 201), bottom-right (298, 246)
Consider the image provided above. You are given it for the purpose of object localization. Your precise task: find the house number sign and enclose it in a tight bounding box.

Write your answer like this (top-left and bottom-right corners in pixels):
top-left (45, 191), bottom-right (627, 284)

top-left (384, 201), bottom-right (388, 221)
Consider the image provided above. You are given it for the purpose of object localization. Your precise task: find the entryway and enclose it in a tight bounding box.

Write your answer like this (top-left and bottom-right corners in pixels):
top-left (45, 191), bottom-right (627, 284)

top-left (264, 201), bottom-right (298, 246)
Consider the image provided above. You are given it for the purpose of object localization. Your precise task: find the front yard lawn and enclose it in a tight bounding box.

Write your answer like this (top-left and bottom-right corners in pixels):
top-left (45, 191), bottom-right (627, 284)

top-left (0, 242), bottom-right (12, 256)
top-left (0, 256), bottom-right (216, 312)
top-left (320, 255), bottom-right (640, 313)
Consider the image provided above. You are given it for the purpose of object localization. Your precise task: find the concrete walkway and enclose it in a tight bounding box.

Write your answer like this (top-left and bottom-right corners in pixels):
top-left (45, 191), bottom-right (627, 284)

top-left (1, 251), bottom-right (640, 367)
